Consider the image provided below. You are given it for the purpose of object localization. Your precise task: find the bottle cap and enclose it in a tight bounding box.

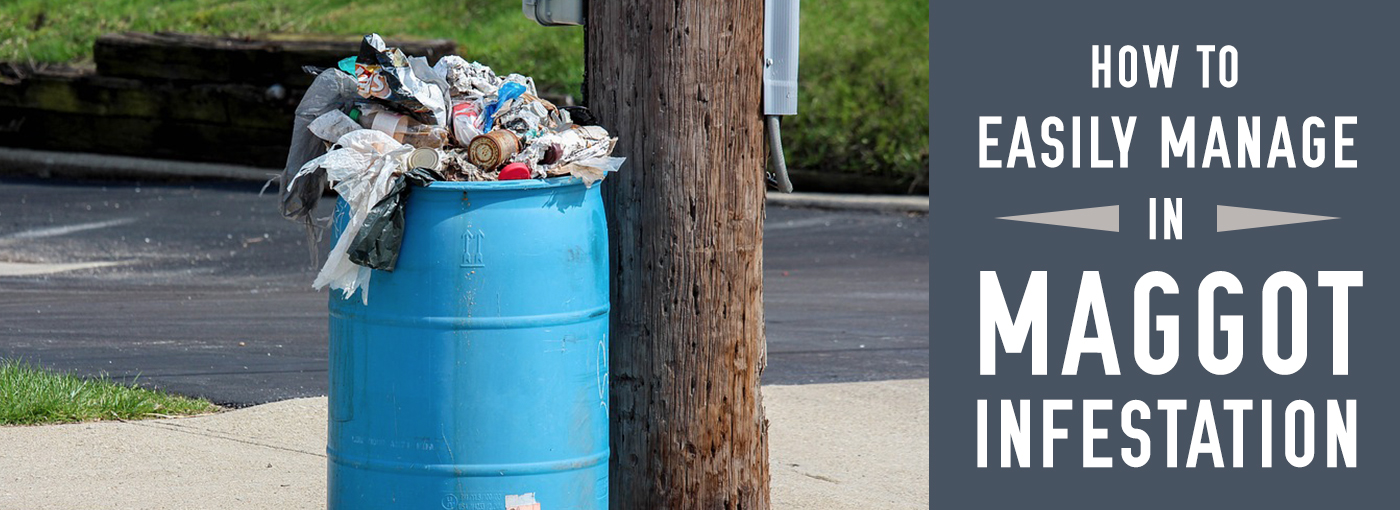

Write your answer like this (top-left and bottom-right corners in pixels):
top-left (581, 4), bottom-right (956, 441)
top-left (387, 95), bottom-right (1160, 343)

top-left (498, 163), bottom-right (531, 180)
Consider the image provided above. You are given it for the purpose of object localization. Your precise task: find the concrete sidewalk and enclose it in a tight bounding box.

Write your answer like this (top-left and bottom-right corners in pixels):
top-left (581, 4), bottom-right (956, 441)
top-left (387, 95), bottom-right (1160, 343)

top-left (0, 379), bottom-right (928, 509)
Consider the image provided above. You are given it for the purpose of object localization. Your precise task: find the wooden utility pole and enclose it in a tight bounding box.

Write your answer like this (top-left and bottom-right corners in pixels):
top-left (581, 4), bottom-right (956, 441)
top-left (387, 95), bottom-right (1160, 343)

top-left (586, 1), bottom-right (771, 508)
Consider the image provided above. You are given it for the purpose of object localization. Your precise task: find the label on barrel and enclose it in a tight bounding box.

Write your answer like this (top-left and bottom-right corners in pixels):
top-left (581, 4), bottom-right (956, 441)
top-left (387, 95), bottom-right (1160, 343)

top-left (440, 492), bottom-right (506, 510)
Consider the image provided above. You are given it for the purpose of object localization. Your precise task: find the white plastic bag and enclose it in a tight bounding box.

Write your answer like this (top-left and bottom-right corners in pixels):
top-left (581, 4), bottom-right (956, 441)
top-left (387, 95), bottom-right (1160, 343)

top-left (289, 129), bottom-right (413, 303)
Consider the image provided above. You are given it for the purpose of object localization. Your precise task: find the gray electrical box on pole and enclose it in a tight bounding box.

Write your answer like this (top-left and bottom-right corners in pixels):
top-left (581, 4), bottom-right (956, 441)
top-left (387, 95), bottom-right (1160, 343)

top-left (523, 0), bottom-right (799, 114)
top-left (522, 0), bottom-right (584, 26)
top-left (763, 0), bottom-right (799, 192)
top-left (528, 0), bottom-right (799, 192)
top-left (763, 0), bottom-right (799, 116)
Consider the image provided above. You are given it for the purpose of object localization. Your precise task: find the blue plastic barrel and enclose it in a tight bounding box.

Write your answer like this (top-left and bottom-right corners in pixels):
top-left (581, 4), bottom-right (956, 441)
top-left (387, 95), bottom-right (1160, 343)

top-left (327, 176), bottom-right (609, 510)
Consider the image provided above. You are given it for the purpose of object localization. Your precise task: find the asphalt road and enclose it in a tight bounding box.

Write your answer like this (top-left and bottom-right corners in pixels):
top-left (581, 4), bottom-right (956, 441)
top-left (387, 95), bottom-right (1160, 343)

top-left (0, 176), bottom-right (928, 405)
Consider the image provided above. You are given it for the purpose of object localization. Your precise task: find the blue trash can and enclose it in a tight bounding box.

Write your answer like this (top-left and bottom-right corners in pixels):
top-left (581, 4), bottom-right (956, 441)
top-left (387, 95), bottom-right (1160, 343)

top-left (327, 176), bottom-right (609, 510)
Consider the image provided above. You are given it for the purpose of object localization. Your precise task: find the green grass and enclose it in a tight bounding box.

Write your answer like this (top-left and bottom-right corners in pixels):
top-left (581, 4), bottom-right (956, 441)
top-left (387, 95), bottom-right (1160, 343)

top-left (0, 0), bottom-right (928, 182)
top-left (0, 359), bottom-right (218, 425)
top-left (0, 0), bottom-right (585, 88)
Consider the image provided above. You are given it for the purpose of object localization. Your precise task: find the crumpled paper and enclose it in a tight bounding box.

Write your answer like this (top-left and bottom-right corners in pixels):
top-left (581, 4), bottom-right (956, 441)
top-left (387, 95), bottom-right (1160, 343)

top-left (511, 133), bottom-right (557, 177)
top-left (493, 94), bottom-right (569, 142)
top-left (441, 149), bottom-right (494, 181)
top-left (495, 99), bottom-right (550, 137)
top-left (522, 126), bottom-right (622, 187)
top-left (432, 56), bottom-right (501, 100)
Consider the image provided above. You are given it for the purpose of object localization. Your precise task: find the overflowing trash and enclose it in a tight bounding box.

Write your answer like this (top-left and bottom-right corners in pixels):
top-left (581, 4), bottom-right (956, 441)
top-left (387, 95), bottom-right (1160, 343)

top-left (280, 34), bottom-right (625, 303)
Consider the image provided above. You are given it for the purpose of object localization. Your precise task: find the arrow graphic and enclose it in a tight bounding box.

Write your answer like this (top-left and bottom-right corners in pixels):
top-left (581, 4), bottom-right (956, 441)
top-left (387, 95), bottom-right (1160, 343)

top-left (997, 205), bottom-right (1119, 232)
top-left (1216, 206), bottom-right (1337, 232)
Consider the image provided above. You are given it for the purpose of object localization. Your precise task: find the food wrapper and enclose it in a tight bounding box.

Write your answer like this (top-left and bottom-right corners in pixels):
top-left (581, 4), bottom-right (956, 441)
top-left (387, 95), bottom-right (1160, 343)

top-left (355, 34), bottom-right (449, 126)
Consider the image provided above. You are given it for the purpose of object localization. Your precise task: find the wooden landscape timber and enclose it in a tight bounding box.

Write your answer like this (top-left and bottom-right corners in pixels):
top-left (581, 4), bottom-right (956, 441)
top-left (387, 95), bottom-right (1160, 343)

top-left (0, 63), bottom-right (292, 167)
top-left (94, 32), bottom-right (456, 88)
top-left (0, 65), bottom-right (295, 130)
top-left (0, 33), bottom-right (457, 169)
top-left (0, 107), bottom-right (289, 167)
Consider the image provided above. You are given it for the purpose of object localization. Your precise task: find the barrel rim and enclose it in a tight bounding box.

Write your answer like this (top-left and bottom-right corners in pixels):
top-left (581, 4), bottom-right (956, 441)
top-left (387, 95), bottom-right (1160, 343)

top-left (423, 175), bottom-right (585, 191)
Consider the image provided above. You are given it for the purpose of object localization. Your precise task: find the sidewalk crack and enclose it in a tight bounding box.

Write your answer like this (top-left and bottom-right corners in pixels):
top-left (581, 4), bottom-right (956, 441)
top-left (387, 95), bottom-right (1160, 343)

top-left (120, 420), bottom-right (325, 458)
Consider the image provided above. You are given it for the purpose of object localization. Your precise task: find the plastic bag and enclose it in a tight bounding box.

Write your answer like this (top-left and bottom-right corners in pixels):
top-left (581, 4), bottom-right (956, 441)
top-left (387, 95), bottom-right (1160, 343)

top-left (289, 129), bottom-right (413, 303)
top-left (450, 99), bottom-right (485, 145)
top-left (308, 110), bottom-right (363, 144)
top-left (557, 156), bottom-right (626, 187)
top-left (348, 167), bottom-right (442, 271)
top-left (500, 74), bottom-right (538, 97)
top-left (561, 106), bottom-right (598, 126)
top-left (481, 81), bottom-right (527, 132)
top-left (281, 70), bottom-right (358, 223)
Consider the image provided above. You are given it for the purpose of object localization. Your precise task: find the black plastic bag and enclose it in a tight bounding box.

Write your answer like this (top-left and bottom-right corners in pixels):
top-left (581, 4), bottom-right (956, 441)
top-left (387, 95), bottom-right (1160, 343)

top-left (348, 167), bottom-right (442, 271)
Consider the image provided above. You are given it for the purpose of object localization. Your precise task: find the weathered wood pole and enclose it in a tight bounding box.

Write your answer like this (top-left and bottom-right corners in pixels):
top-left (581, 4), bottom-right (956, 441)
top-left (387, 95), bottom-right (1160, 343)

top-left (585, 0), bottom-right (771, 507)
